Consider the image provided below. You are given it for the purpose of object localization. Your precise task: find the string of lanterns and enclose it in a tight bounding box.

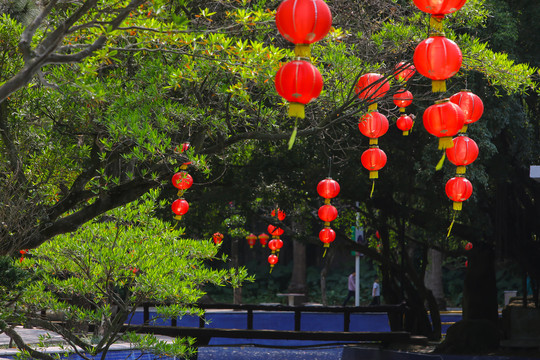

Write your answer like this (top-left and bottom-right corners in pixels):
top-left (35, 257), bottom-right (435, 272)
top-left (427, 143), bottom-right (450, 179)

top-left (171, 143), bottom-right (192, 221)
top-left (393, 62), bottom-right (416, 136)
top-left (317, 177), bottom-right (340, 256)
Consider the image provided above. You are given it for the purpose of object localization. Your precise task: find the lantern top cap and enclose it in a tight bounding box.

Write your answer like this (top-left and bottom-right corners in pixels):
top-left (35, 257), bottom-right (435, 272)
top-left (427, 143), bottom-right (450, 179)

top-left (428, 31), bottom-right (445, 37)
top-left (435, 98), bottom-right (450, 104)
top-left (460, 89), bottom-right (471, 92)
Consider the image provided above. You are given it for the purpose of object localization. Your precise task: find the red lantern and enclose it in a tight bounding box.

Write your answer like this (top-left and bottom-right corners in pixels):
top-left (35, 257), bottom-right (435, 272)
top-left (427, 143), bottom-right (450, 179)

top-left (271, 208), bottom-right (286, 221)
top-left (268, 254), bottom-right (279, 268)
top-left (275, 60), bottom-right (323, 119)
top-left (445, 176), bottom-right (473, 211)
top-left (393, 90), bottom-right (413, 112)
top-left (397, 114), bottom-right (414, 136)
top-left (259, 232), bottom-right (270, 247)
top-left (171, 199), bottom-right (189, 220)
top-left (172, 172), bottom-right (193, 195)
top-left (465, 242), bottom-right (473, 251)
top-left (319, 227), bottom-right (336, 246)
top-left (275, 0), bottom-right (332, 57)
top-left (246, 233), bottom-right (258, 248)
top-left (449, 90), bottom-right (484, 132)
top-left (212, 232), bottom-right (224, 245)
top-left (267, 225), bottom-right (284, 237)
top-left (358, 111), bottom-right (389, 145)
top-left (268, 238), bottom-right (284, 253)
top-left (317, 178), bottom-right (340, 200)
top-left (413, 0), bottom-right (467, 31)
top-left (176, 143), bottom-right (192, 169)
top-left (318, 204), bottom-right (338, 225)
top-left (445, 136), bottom-right (479, 174)
top-left (355, 73), bottom-right (390, 110)
top-left (394, 62), bottom-right (416, 82)
top-left (413, 35), bottom-right (462, 92)
top-left (423, 99), bottom-right (465, 149)
top-left (361, 147), bottom-right (387, 179)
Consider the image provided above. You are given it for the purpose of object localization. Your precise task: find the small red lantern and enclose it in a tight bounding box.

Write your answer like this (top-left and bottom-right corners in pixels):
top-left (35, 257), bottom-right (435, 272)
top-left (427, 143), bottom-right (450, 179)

top-left (275, 60), bottom-right (323, 119)
top-left (318, 204), bottom-right (338, 224)
top-left (423, 99), bottom-right (465, 149)
top-left (212, 232), bottom-right (224, 245)
top-left (246, 233), bottom-right (258, 248)
top-left (375, 230), bottom-right (380, 239)
top-left (176, 143), bottom-right (192, 169)
top-left (172, 171), bottom-right (193, 195)
top-left (355, 73), bottom-right (390, 110)
top-left (465, 242), bottom-right (473, 251)
top-left (268, 254), bottom-right (279, 268)
top-left (361, 147), bottom-right (387, 179)
top-left (358, 111), bottom-right (389, 145)
top-left (397, 114), bottom-right (414, 136)
top-left (275, 0), bottom-right (332, 57)
top-left (259, 232), bottom-right (270, 247)
top-left (271, 208), bottom-right (286, 221)
top-left (268, 238), bottom-right (284, 254)
top-left (445, 176), bottom-right (473, 211)
top-left (413, 35), bottom-right (462, 92)
top-left (412, 0), bottom-right (467, 32)
top-left (393, 90), bottom-right (413, 112)
top-left (449, 90), bottom-right (484, 132)
top-left (171, 199), bottom-right (189, 220)
top-left (319, 227), bottom-right (336, 246)
top-left (445, 136), bottom-right (479, 174)
top-left (267, 225), bottom-right (284, 237)
top-left (317, 178), bottom-right (340, 201)
top-left (394, 62), bottom-right (416, 82)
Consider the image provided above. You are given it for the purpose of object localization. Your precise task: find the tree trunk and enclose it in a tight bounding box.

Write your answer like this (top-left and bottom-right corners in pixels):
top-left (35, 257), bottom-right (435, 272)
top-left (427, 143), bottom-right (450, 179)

top-left (231, 237), bottom-right (242, 305)
top-left (424, 248), bottom-right (446, 310)
top-left (288, 239), bottom-right (307, 294)
top-left (320, 251), bottom-right (334, 306)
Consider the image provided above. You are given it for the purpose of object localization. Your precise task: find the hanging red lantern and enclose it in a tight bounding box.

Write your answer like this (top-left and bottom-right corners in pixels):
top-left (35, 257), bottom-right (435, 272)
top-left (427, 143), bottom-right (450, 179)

top-left (267, 225), bottom-right (284, 237)
top-left (465, 242), bottom-right (473, 251)
top-left (358, 111), bottom-right (389, 145)
top-left (246, 233), bottom-right (258, 248)
top-left (275, 60), bottom-right (323, 119)
top-left (271, 208), bottom-right (286, 221)
top-left (317, 178), bottom-right (340, 201)
top-left (397, 114), bottom-right (414, 136)
top-left (449, 90), bottom-right (484, 132)
top-left (361, 147), bottom-right (387, 179)
top-left (319, 227), bottom-right (336, 246)
top-left (445, 135), bottom-right (479, 174)
top-left (171, 199), bottom-right (189, 220)
top-left (212, 232), bottom-right (224, 245)
top-left (259, 232), bottom-right (270, 247)
top-left (393, 90), bottom-right (413, 112)
top-left (355, 73), bottom-right (390, 110)
top-left (275, 0), bottom-right (332, 58)
top-left (445, 176), bottom-right (473, 211)
top-left (268, 254), bottom-right (279, 268)
top-left (318, 204), bottom-right (338, 225)
top-left (394, 62), bottom-right (416, 82)
top-left (175, 143), bottom-right (192, 169)
top-left (172, 171), bottom-right (193, 195)
top-left (268, 238), bottom-right (284, 254)
top-left (413, 35), bottom-right (462, 92)
top-left (423, 99), bottom-right (465, 149)
top-left (412, 0), bottom-right (467, 32)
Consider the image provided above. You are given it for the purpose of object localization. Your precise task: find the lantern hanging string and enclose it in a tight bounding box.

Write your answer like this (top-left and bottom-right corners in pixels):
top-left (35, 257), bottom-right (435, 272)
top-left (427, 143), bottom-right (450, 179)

top-left (435, 152), bottom-right (446, 171)
top-left (288, 118), bottom-right (298, 150)
top-left (447, 211), bottom-right (457, 238)
top-left (370, 180), bottom-right (376, 198)
top-left (327, 156), bottom-right (333, 178)
top-left (323, 247), bottom-right (328, 258)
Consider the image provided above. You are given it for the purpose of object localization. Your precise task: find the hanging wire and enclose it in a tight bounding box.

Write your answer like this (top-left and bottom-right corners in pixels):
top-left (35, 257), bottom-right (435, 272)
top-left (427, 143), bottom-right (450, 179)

top-left (327, 156), bottom-right (333, 178)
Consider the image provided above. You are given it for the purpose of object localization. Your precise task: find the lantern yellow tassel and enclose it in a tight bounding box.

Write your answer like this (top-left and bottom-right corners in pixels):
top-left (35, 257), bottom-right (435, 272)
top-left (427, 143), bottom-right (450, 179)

top-left (177, 189), bottom-right (186, 197)
top-left (324, 198), bottom-right (331, 205)
top-left (453, 201), bottom-right (463, 211)
top-left (432, 80), bottom-right (446, 93)
top-left (368, 103), bottom-right (378, 111)
top-left (288, 103), bottom-right (305, 119)
top-left (369, 171), bottom-right (378, 179)
top-left (435, 152), bottom-right (446, 171)
top-left (288, 125), bottom-right (298, 150)
top-left (180, 164), bottom-right (188, 170)
top-left (456, 165), bottom-right (466, 175)
top-left (369, 138), bottom-right (378, 145)
top-left (399, 107), bottom-right (406, 113)
top-left (430, 15), bottom-right (444, 33)
top-left (294, 44), bottom-right (311, 58)
top-left (174, 215), bottom-right (183, 220)
top-left (447, 211), bottom-right (456, 238)
top-left (402, 131), bottom-right (409, 136)
top-left (438, 136), bottom-right (454, 150)
top-left (370, 180), bottom-right (375, 198)
top-left (460, 124), bottom-right (469, 133)
top-left (323, 243), bottom-right (329, 257)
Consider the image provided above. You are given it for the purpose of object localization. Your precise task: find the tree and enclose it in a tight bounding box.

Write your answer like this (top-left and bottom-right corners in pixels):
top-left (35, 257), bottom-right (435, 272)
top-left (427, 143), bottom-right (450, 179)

top-left (0, 190), bottom-right (250, 360)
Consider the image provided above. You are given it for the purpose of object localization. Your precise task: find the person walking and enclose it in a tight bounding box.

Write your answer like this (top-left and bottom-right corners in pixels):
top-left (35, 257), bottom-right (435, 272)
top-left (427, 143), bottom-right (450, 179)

top-left (342, 272), bottom-right (356, 306)
top-left (370, 277), bottom-right (380, 305)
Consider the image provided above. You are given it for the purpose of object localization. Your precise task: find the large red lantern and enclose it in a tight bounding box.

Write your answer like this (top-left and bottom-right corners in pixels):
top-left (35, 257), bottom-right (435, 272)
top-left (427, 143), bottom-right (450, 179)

top-left (271, 208), bottom-right (286, 221)
top-left (172, 171), bottom-right (193, 195)
top-left (358, 111), bottom-right (389, 145)
top-left (361, 147), bottom-right (387, 179)
top-left (212, 232), bottom-right (224, 245)
top-left (445, 176), bottom-right (473, 211)
top-left (394, 62), bottom-right (416, 82)
top-left (413, 35), bottom-right (462, 92)
top-left (317, 178), bottom-right (340, 201)
top-left (275, 0), bottom-right (332, 58)
top-left (355, 73), bottom-right (390, 110)
top-left (412, 0), bottom-right (467, 31)
top-left (393, 90), bottom-right (413, 112)
top-left (275, 60), bottom-right (323, 119)
top-left (258, 233), bottom-right (270, 247)
top-left (397, 115), bottom-right (414, 136)
top-left (423, 99), bottom-right (465, 149)
top-left (246, 233), bottom-right (258, 248)
top-left (446, 136), bottom-right (479, 174)
top-left (318, 205), bottom-right (338, 225)
top-left (171, 199), bottom-right (189, 220)
top-left (319, 227), bottom-right (336, 246)
top-left (449, 90), bottom-right (484, 132)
